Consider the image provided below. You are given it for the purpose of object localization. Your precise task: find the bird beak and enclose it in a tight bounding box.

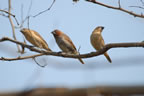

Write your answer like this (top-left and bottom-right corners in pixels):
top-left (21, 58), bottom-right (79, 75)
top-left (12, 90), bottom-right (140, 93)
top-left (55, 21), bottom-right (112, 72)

top-left (20, 29), bottom-right (23, 33)
top-left (51, 31), bottom-right (55, 35)
top-left (101, 26), bottom-right (104, 30)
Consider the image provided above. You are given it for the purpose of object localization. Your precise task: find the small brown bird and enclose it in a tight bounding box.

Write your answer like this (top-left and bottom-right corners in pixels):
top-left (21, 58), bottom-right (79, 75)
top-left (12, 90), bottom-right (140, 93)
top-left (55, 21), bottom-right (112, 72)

top-left (90, 26), bottom-right (112, 63)
top-left (20, 28), bottom-right (51, 51)
top-left (51, 29), bottom-right (84, 64)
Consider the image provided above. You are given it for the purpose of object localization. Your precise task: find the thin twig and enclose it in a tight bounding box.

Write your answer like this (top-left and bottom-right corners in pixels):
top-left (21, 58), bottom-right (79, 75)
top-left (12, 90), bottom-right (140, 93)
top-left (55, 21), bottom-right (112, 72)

top-left (8, 0), bottom-right (20, 52)
top-left (27, 0), bottom-right (33, 17)
top-left (129, 6), bottom-right (144, 10)
top-left (16, 0), bottom-right (55, 29)
top-left (0, 53), bottom-right (44, 61)
top-left (20, 4), bottom-right (23, 28)
top-left (33, 58), bottom-right (46, 67)
top-left (0, 9), bottom-right (15, 17)
top-left (33, 0), bottom-right (55, 17)
top-left (1, 37), bottom-right (144, 60)
top-left (118, 0), bottom-right (121, 8)
top-left (0, 9), bottom-right (19, 25)
top-left (16, 0), bottom-right (32, 29)
top-left (78, 46), bottom-right (81, 52)
top-left (27, 16), bottom-right (30, 28)
top-left (85, 0), bottom-right (144, 18)
top-left (21, 38), bottom-right (26, 54)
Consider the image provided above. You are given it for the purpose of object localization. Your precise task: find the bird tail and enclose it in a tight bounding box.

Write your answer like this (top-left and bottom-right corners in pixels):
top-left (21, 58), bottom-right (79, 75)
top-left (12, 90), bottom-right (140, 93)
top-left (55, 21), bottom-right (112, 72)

top-left (78, 58), bottom-right (84, 64)
top-left (46, 48), bottom-right (52, 51)
top-left (104, 52), bottom-right (112, 63)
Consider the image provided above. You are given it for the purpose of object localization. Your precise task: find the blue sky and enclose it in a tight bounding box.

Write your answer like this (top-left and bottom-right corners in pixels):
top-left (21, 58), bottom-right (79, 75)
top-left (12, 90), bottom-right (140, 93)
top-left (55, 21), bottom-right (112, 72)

top-left (0, 0), bottom-right (144, 92)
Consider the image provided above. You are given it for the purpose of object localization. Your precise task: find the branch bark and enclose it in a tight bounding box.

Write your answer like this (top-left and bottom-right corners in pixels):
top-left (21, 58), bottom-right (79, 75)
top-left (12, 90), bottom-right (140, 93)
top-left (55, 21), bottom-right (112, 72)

top-left (8, 0), bottom-right (20, 52)
top-left (85, 0), bottom-right (144, 18)
top-left (0, 86), bottom-right (144, 96)
top-left (0, 37), bottom-right (144, 61)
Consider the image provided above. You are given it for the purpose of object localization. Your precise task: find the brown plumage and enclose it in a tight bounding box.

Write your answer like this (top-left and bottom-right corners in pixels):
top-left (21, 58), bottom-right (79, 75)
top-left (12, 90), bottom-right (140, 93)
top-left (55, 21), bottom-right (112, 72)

top-left (51, 29), bottom-right (84, 64)
top-left (90, 26), bottom-right (112, 63)
top-left (20, 28), bottom-right (51, 51)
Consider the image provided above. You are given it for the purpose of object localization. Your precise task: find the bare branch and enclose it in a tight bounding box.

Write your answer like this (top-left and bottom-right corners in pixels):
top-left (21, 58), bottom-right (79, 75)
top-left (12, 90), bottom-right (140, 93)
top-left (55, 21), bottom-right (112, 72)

top-left (78, 46), bottom-right (81, 52)
top-left (0, 9), bottom-right (15, 17)
top-left (8, 0), bottom-right (20, 52)
top-left (0, 53), bottom-right (44, 61)
top-left (0, 9), bottom-right (19, 25)
top-left (15, 0), bottom-right (55, 29)
top-left (33, 58), bottom-right (46, 67)
top-left (33, 0), bottom-right (55, 17)
top-left (129, 6), bottom-right (144, 10)
top-left (85, 0), bottom-right (144, 18)
top-left (118, 0), bottom-right (121, 8)
top-left (21, 4), bottom-right (24, 26)
top-left (1, 37), bottom-right (144, 60)
top-left (15, 0), bottom-right (32, 29)
top-left (0, 86), bottom-right (144, 96)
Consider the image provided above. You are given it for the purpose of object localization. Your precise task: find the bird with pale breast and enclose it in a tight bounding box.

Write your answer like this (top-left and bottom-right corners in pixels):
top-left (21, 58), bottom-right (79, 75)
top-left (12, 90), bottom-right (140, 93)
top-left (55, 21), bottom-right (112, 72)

top-left (20, 28), bottom-right (51, 51)
top-left (90, 26), bottom-right (112, 63)
top-left (51, 29), bottom-right (84, 64)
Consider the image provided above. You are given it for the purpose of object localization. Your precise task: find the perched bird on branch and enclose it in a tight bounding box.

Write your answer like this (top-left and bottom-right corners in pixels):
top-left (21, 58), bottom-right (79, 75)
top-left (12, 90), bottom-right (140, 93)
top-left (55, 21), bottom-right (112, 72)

top-left (51, 29), bottom-right (84, 64)
top-left (20, 28), bottom-right (51, 51)
top-left (90, 26), bottom-right (112, 63)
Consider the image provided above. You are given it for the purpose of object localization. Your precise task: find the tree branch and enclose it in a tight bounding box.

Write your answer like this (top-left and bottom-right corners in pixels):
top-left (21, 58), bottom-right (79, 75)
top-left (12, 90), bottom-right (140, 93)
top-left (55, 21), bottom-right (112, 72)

top-left (0, 37), bottom-right (144, 61)
top-left (0, 53), bottom-right (44, 61)
top-left (33, 0), bottom-right (55, 17)
top-left (0, 9), bottom-right (15, 17)
top-left (85, 0), bottom-right (144, 18)
top-left (0, 9), bottom-right (19, 25)
top-left (129, 6), bottom-right (144, 10)
top-left (8, 0), bottom-right (20, 52)
top-left (0, 86), bottom-right (144, 96)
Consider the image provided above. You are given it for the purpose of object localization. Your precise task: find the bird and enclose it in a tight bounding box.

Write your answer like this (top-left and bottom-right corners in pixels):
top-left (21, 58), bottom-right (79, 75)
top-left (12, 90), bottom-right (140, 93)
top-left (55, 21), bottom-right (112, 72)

top-left (51, 29), bottom-right (84, 64)
top-left (90, 26), bottom-right (112, 63)
top-left (20, 28), bottom-right (51, 51)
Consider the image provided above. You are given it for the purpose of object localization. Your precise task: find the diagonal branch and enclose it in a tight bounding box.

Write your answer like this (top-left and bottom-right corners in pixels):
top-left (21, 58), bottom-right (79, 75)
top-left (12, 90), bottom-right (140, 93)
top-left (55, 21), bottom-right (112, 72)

top-left (33, 0), bottom-right (55, 17)
top-left (85, 0), bottom-right (144, 18)
top-left (0, 9), bottom-right (15, 17)
top-left (0, 9), bottom-right (19, 25)
top-left (0, 37), bottom-right (144, 61)
top-left (16, 0), bottom-right (55, 29)
top-left (0, 53), bottom-right (44, 61)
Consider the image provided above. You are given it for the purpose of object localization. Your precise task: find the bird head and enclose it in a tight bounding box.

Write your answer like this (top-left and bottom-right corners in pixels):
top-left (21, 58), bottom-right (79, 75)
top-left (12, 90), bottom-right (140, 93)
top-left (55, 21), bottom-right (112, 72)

top-left (51, 29), bottom-right (63, 37)
top-left (93, 26), bottom-right (104, 34)
top-left (96, 26), bottom-right (104, 31)
top-left (20, 28), bottom-right (31, 34)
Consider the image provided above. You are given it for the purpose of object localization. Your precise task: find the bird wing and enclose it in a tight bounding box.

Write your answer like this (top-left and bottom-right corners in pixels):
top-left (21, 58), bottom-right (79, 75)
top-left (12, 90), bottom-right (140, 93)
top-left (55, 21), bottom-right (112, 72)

top-left (32, 30), bottom-right (48, 46)
top-left (100, 35), bottom-right (105, 48)
top-left (63, 34), bottom-right (77, 50)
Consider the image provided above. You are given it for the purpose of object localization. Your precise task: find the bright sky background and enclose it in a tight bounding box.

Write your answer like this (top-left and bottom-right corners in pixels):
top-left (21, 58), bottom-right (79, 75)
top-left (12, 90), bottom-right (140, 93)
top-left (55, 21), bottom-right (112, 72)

top-left (0, 0), bottom-right (144, 92)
